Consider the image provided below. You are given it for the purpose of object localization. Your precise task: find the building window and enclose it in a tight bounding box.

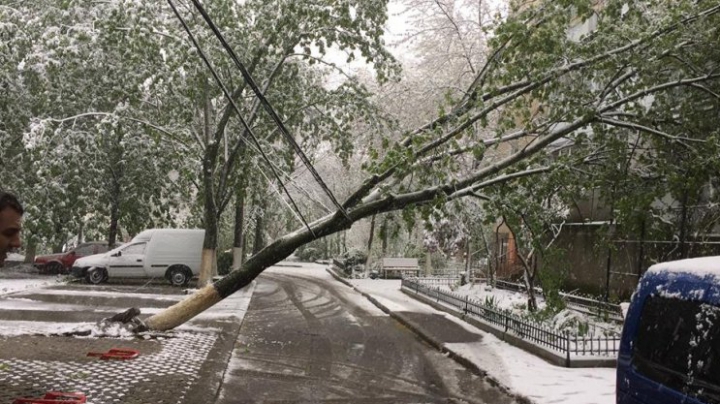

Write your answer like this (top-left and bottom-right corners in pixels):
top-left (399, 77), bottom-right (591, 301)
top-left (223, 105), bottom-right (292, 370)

top-left (499, 237), bottom-right (509, 264)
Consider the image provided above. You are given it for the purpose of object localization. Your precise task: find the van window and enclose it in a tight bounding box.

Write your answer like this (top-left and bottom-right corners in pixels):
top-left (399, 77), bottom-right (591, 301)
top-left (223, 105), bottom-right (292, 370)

top-left (634, 295), bottom-right (720, 404)
top-left (123, 243), bottom-right (147, 255)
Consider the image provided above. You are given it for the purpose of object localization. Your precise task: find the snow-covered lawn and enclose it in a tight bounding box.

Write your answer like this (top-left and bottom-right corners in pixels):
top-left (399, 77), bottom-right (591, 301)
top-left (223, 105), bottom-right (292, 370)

top-left (438, 281), bottom-right (623, 336)
top-left (349, 277), bottom-right (617, 404)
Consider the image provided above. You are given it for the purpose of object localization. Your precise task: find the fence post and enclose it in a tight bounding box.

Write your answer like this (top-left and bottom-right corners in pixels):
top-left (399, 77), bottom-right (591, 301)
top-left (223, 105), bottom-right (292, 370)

top-left (416, 281), bottom-right (419, 294)
top-left (464, 295), bottom-right (469, 315)
top-left (565, 330), bottom-right (571, 368)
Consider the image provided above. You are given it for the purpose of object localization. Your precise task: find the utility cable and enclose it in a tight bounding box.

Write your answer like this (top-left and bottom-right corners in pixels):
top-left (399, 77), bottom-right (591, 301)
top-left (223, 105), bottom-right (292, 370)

top-left (188, 0), bottom-right (353, 223)
top-left (166, 0), bottom-right (316, 237)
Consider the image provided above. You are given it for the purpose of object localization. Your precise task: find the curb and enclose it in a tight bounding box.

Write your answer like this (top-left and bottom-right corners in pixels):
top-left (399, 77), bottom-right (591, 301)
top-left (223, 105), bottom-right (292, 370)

top-left (325, 268), bottom-right (534, 404)
top-left (199, 281), bottom-right (257, 404)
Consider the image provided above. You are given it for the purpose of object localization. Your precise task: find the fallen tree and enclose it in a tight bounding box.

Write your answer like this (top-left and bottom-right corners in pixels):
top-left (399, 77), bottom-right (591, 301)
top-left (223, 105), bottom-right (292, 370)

top-left (125, 0), bottom-right (720, 331)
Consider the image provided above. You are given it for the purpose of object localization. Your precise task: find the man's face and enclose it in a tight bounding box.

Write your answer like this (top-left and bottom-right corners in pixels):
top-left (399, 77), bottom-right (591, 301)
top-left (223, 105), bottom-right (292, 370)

top-left (0, 208), bottom-right (23, 267)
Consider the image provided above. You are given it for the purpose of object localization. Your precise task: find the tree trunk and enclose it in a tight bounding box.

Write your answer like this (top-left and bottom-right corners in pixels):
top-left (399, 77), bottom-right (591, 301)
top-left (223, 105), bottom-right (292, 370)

top-left (144, 195), bottom-right (406, 331)
top-left (53, 222), bottom-right (65, 253)
top-left (252, 193), bottom-right (266, 255)
top-left (477, 227), bottom-right (492, 281)
top-left (232, 186), bottom-right (245, 270)
top-left (678, 188), bottom-right (689, 259)
top-left (24, 242), bottom-right (36, 264)
top-left (465, 237), bottom-right (471, 283)
top-left (503, 216), bottom-right (538, 312)
top-left (380, 217), bottom-right (388, 256)
top-left (367, 214), bottom-right (376, 259)
top-left (108, 179), bottom-right (121, 248)
top-left (198, 189), bottom-right (219, 286)
top-left (198, 79), bottom-right (220, 287)
top-left (425, 250), bottom-right (432, 277)
top-left (77, 222), bottom-right (83, 244)
top-left (524, 256), bottom-right (538, 312)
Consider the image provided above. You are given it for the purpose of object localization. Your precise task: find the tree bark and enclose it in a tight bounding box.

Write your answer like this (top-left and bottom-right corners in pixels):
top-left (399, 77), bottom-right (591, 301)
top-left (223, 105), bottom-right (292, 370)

top-left (24, 242), bottom-right (36, 264)
top-left (465, 237), bottom-right (471, 283)
top-left (108, 191), bottom-right (119, 248)
top-left (367, 214), bottom-right (376, 256)
top-left (198, 80), bottom-right (220, 287)
top-left (232, 186), bottom-right (245, 270)
top-left (252, 191), bottom-right (266, 255)
top-left (380, 217), bottom-right (388, 256)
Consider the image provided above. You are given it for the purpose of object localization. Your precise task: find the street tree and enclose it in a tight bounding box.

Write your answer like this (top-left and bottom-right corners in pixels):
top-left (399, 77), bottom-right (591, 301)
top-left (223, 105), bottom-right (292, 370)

top-left (0, 1), bottom-right (190, 251)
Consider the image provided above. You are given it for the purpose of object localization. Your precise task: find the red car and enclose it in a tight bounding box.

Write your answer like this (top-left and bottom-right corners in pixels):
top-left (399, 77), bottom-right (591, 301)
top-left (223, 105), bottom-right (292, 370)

top-left (34, 242), bottom-right (109, 275)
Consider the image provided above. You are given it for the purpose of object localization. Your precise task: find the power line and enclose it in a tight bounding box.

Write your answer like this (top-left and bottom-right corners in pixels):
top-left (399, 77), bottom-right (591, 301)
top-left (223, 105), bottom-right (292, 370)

top-left (166, 0), bottom-right (316, 237)
top-left (187, 0), bottom-right (352, 224)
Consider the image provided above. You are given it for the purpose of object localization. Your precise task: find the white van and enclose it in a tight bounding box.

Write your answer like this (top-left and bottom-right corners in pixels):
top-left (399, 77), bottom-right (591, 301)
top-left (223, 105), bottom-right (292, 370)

top-left (71, 229), bottom-right (205, 286)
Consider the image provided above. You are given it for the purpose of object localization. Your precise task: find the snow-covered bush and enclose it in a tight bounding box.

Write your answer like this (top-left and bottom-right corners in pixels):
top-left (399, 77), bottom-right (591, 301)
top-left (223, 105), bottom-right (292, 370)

top-left (342, 248), bottom-right (367, 267)
top-left (296, 247), bottom-right (321, 262)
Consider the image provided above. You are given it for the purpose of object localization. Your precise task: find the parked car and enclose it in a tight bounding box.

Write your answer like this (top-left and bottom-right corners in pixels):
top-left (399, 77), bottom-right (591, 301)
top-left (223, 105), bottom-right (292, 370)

top-left (71, 229), bottom-right (204, 286)
top-left (34, 242), bottom-right (109, 274)
top-left (617, 256), bottom-right (720, 404)
top-left (4, 253), bottom-right (25, 267)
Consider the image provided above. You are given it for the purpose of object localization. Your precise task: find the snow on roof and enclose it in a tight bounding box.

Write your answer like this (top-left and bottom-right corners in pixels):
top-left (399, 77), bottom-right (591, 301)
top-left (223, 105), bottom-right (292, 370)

top-left (646, 256), bottom-right (720, 277)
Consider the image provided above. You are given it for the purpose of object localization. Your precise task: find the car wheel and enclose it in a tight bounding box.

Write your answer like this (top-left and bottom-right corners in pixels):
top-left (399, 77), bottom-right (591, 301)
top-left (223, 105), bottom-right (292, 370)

top-left (86, 268), bottom-right (107, 285)
top-left (168, 266), bottom-right (190, 287)
top-left (45, 262), bottom-right (63, 275)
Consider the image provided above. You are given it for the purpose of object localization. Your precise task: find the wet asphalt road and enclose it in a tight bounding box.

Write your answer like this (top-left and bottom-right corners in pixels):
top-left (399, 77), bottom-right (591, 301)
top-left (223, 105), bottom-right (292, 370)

top-left (216, 270), bottom-right (519, 404)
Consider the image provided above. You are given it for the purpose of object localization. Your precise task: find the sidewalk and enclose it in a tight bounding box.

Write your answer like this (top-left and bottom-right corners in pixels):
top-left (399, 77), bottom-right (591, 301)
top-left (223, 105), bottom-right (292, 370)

top-left (327, 269), bottom-right (616, 404)
top-left (0, 277), bottom-right (254, 404)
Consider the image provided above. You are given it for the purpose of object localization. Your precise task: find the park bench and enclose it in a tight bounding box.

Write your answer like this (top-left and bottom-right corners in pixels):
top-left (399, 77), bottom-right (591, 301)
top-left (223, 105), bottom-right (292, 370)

top-left (380, 257), bottom-right (420, 279)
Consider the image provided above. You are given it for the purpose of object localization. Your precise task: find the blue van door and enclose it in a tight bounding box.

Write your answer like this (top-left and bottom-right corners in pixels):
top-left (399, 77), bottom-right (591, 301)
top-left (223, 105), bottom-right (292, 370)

top-left (617, 270), bottom-right (720, 404)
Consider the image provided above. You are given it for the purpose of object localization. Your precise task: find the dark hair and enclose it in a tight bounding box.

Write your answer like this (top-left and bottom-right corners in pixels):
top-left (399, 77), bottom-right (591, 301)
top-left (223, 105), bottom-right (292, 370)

top-left (0, 191), bottom-right (24, 215)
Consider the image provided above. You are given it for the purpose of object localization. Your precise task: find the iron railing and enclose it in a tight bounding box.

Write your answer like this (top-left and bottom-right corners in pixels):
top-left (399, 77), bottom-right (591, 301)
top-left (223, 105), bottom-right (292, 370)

top-left (402, 278), bottom-right (620, 364)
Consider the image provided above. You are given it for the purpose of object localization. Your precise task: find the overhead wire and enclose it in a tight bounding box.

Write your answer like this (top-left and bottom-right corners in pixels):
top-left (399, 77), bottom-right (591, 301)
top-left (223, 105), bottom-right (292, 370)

top-left (187, 0), bottom-right (353, 223)
top-left (166, 0), bottom-right (316, 237)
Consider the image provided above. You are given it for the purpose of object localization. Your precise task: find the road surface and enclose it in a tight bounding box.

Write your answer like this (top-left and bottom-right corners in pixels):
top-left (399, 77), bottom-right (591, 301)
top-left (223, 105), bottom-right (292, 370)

top-left (216, 267), bottom-right (519, 404)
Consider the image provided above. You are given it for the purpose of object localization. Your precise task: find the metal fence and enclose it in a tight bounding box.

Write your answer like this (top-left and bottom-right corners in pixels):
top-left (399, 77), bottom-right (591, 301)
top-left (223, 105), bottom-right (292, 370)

top-left (412, 277), bottom-right (458, 287)
top-left (402, 278), bottom-right (620, 363)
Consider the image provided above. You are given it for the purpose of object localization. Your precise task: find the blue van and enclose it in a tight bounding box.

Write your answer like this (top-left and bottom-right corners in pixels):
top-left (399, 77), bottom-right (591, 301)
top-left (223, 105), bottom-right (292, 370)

top-left (617, 256), bottom-right (720, 404)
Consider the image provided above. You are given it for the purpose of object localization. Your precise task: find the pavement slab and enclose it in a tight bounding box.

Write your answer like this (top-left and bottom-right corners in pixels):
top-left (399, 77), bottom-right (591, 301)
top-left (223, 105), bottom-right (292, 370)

top-left (0, 276), bottom-right (254, 404)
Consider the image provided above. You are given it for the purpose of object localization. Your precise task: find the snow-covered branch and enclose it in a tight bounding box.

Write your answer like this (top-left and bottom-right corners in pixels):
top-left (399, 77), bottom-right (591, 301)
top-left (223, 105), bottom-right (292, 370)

top-left (597, 117), bottom-right (706, 147)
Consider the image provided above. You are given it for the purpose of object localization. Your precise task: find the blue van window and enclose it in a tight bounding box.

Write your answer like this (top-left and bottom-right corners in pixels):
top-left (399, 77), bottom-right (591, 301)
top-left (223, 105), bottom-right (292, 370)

top-left (634, 295), bottom-right (720, 404)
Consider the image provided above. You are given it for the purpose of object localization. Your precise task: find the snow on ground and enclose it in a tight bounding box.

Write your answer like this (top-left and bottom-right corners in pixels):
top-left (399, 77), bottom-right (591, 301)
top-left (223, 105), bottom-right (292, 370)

top-left (26, 288), bottom-right (186, 301)
top-left (452, 282), bottom-right (537, 311)
top-left (265, 263), bottom-right (389, 316)
top-left (2, 263), bottom-right (616, 403)
top-left (348, 276), bottom-right (616, 404)
top-left (0, 277), bottom-right (62, 296)
top-left (442, 281), bottom-right (623, 335)
top-left (0, 276), bottom-right (255, 338)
